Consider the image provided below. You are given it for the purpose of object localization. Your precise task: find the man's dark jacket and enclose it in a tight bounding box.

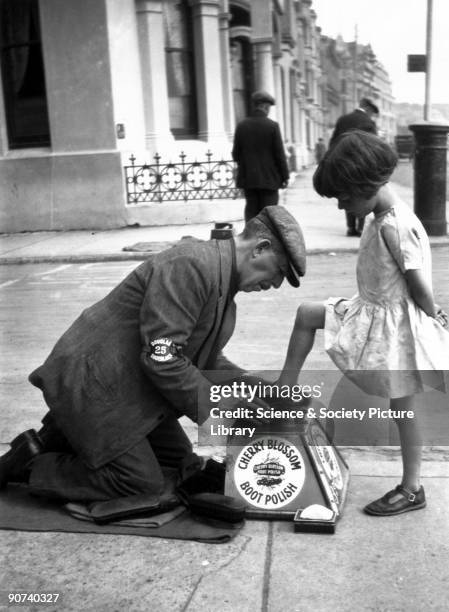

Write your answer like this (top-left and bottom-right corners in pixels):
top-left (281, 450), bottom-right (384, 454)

top-left (329, 108), bottom-right (377, 146)
top-left (29, 240), bottom-right (238, 469)
top-left (232, 109), bottom-right (289, 190)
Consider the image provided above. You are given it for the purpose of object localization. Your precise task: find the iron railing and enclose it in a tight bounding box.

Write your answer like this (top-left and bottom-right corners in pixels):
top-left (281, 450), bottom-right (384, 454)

top-left (125, 151), bottom-right (243, 204)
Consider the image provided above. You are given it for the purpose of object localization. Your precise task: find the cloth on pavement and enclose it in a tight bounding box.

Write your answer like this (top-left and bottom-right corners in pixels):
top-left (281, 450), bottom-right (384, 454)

top-left (0, 485), bottom-right (244, 544)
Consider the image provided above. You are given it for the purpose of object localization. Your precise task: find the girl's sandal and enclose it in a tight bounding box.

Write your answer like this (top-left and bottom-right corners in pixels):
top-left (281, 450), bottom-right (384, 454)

top-left (363, 484), bottom-right (426, 516)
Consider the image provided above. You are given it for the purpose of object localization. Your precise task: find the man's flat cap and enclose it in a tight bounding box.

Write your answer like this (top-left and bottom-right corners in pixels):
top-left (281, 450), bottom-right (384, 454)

top-left (360, 97), bottom-right (379, 115)
top-left (251, 90), bottom-right (275, 105)
top-left (254, 206), bottom-right (306, 287)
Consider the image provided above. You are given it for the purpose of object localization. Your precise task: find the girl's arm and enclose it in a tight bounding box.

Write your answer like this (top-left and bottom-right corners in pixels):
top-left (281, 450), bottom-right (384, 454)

top-left (405, 269), bottom-right (436, 317)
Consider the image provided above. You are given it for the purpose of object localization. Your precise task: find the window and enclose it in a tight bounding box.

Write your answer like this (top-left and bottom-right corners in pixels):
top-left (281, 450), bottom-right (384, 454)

top-left (0, 0), bottom-right (50, 148)
top-left (229, 4), bottom-right (253, 123)
top-left (163, 0), bottom-right (197, 139)
top-left (230, 37), bottom-right (253, 123)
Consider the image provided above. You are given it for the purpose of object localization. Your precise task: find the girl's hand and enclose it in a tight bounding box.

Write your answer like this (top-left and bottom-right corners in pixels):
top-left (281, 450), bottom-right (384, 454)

top-left (434, 304), bottom-right (449, 328)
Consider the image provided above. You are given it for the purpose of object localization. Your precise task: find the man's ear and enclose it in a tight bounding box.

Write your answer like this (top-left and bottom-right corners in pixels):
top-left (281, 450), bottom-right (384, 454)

top-left (253, 238), bottom-right (272, 257)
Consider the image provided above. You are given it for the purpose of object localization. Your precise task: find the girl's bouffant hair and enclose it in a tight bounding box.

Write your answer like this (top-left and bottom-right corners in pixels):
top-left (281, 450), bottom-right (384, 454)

top-left (313, 130), bottom-right (398, 199)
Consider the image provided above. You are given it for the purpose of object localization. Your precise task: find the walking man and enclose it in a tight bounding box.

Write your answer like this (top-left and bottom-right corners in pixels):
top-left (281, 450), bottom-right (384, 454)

top-left (232, 91), bottom-right (290, 222)
top-left (329, 97), bottom-right (379, 236)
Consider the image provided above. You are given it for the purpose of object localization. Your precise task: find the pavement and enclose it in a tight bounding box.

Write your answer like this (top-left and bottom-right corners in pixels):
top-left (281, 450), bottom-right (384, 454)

top-left (1, 166), bottom-right (448, 264)
top-left (1, 168), bottom-right (449, 612)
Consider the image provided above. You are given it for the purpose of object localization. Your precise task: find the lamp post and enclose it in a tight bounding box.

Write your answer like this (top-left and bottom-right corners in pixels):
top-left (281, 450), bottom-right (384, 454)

top-left (424, 0), bottom-right (433, 120)
top-left (408, 0), bottom-right (448, 237)
top-left (409, 123), bottom-right (449, 236)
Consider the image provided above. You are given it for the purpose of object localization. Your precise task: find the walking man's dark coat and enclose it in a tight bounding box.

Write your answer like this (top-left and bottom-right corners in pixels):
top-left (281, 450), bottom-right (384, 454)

top-left (232, 109), bottom-right (289, 190)
top-left (329, 108), bottom-right (377, 146)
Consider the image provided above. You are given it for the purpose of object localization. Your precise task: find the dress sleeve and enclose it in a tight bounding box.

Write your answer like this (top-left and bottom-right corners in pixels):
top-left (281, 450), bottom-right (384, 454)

top-left (380, 219), bottom-right (424, 272)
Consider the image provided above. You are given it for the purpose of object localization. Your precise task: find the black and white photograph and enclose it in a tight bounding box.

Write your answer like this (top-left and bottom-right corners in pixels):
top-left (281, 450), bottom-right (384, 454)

top-left (0, 0), bottom-right (448, 610)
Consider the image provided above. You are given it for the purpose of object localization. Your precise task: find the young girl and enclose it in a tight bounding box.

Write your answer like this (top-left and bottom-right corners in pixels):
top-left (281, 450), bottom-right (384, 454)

top-left (279, 130), bottom-right (449, 516)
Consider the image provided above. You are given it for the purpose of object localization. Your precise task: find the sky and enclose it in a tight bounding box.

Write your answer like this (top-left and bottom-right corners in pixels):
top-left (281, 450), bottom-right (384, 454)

top-left (311, 0), bottom-right (449, 104)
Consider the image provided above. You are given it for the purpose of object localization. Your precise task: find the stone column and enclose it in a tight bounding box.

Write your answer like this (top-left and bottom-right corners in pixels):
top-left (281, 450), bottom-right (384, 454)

top-left (271, 55), bottom-right (283, 128)
top-left (299, 101), bottom-right (308, 167)
top-left (190, 0), bottom-right (228, 143)
top-left (253, 40), bottom-right (276, 97)
top-left (136, 0), bottom-right (174, 152)
top-left (251, 0), bottom-right (276, 121)
top-left (290, 73), bottom-right (300, 153)
top-left (282, 62), bottom-right (293, 143)
top-left (218, 1), bottom-right (235, 139)
top-left (409, 122), bottom-right (449, 236)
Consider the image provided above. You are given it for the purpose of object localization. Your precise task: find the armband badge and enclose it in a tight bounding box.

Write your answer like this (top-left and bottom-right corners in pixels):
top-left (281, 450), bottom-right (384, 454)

top-left (148, 338), bottom-right (181, 362)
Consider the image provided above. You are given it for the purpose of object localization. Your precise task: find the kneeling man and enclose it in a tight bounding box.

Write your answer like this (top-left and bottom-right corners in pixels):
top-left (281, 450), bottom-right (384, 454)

top-left (0, 207), bottom-right (306, 504)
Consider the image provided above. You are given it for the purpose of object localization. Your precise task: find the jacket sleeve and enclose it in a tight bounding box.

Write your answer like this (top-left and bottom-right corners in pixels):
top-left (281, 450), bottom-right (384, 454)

top-left (273, 122), bottom-right (289, 182)
top-left (139, 254), bottom-right (217, 425)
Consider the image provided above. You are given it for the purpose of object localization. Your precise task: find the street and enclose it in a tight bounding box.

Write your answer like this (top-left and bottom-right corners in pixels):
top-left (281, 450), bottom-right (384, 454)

top-left (1, 261), bottom-right (139, 440)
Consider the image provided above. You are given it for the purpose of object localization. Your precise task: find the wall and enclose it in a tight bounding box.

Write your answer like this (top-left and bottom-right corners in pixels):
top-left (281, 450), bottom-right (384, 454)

top-left (0, 153), bottom-right (126, 231)
top-left (0, 0), bottom-right (130, 232)
top-left (105, 0), bottom-right (146, 153)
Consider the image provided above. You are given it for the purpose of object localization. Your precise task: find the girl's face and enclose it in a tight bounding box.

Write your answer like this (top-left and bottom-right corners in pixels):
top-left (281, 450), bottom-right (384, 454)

top-left (337, 192), bottom-right (377, 217)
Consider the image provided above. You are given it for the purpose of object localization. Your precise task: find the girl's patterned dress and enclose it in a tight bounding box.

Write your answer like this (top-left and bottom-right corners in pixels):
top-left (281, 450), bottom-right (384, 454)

top-left (324, 199), bottom-right (449, 398)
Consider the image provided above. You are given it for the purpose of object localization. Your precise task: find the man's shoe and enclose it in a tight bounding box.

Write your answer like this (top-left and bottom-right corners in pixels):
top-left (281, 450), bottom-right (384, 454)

top-left (346, 228), bottom-right (361, 237)
top-left (364, 485), bottom-right (426, 516)
top-left (0, 429), bottom-right (43, 489)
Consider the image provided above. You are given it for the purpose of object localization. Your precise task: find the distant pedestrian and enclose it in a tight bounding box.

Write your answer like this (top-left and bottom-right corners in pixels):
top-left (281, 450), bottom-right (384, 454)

top-left (314, 138), bottom-right (326, 164)
top-left (278, 130), bottom-right (449, 516)
top-left (232, 91), bottom-right (289, 222)
top-left (329, 97), bottom-right (379, 236)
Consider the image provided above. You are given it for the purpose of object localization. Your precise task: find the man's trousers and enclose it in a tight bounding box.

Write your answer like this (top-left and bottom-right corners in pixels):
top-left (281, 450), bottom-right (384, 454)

top-left (29, 413), bottom-right (194, 502)
top-left (243, 189), bottom-right (279, 222)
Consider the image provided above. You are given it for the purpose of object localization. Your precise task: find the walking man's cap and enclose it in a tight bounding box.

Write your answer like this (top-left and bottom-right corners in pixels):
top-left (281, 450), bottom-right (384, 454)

top-left (253, 206), bottom-right (306, 287)
top-left (360, 97), bottom-right (379, 115)
top-left (251, 91), bottom-right (276, 105)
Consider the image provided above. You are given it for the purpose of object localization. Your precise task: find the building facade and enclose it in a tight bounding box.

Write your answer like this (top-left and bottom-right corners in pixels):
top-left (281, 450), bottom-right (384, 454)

top-left (319, 35), bottom-right (396, 145)
top-left (0, 0), bottom-right (393, 232)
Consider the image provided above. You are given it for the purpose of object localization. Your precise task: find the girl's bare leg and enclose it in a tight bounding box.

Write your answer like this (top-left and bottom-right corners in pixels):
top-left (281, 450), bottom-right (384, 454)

top-left (364, 394), bottom-right (425, 514)
top-left (278, 302), bottom-right (325, 387)
top-left (392, 395), bottom-right (422, 492)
